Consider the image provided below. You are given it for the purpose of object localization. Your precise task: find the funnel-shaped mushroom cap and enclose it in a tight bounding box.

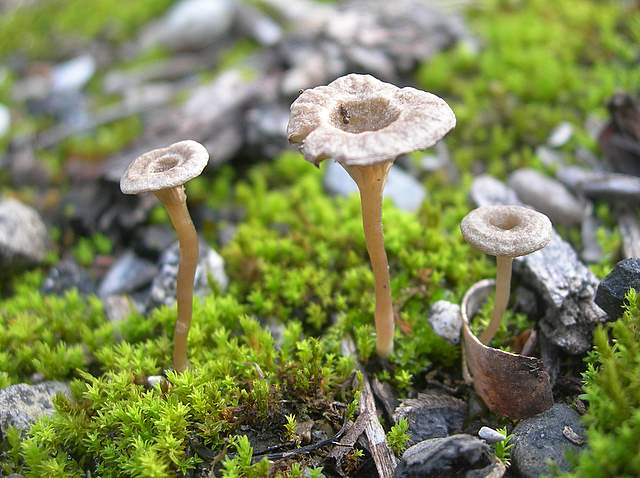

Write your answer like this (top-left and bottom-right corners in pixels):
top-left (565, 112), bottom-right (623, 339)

top-left (120, 140), bottom-right (209, 194)
top-left (460, 205), bottom-right (552, 257)
top-left (287, 74), bottom-right (456, 166)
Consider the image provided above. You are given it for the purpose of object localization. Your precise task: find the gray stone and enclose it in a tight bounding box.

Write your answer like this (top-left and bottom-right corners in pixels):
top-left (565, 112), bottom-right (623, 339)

top-left (147, 239), bottom-right (228, 310)
top-left (41, 258), bottom-right (95, 296)
top-left (235, 3), bottom-right (282, 46)
top-left (428, 300), bottom-right (462, 344)
top-left (547, 122), bottom-right (573, 148)
top-left (514, 231), bottom-right (607, 354)
top-left (103, 295), bottom-right (136, 324)
top-left (51, 54), bottom-right (95, 93)
top-left (478, 426), bottom-right (505, 445)
top-left (394, 434), bottom-right (494, 478)
top-left (246, 103), bottom-right (290, 158)
top-left (141, 0), bottom-right (236, 51)
top-left (512, 404), bottom-right (585, 478)
top-left (98, 252), bottom-right (158, 298)
top-left (393, 393), bottom-right (466, 443)
top-left (0, 382), bottom-right (70, 436)
top-left (0, 102), bottom-right (10, 137)
top-left (581, 207), bottom-right (604, 263)
top-left (581, 173), bottom-right (640, 204)
top-left (595, 258), bottom-right (640, 320)
top-left (469, 174), bottom-right (519, 208)
top-left (508, 169), bottom-right (585, 226)
top-left (324, 161), bottom-right (426, 213)
top-left (133, 225), bottom-right (176, 260)
top-left (0, 198), bottom-right (48, 273)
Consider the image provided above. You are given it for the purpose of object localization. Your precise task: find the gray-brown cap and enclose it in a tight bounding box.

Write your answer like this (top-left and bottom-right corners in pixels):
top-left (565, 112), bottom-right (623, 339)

top-left (120, 140), bottom-right (209, 194)
top-left (287, 73), bottom-right (456, 166)
top-left (460, 205), bottom-right (552, 257)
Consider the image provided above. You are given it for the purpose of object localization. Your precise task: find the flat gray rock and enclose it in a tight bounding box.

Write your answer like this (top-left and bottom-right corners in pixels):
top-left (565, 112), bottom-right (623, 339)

top-left (393, 393), bottom-right (466, 443)
top-left (0, 198), bottom-right (48, 273)
top-left (0, 382), bottom-right (70, 436)
top-left (512, 404), bottom-right (585, 478)
top-left (595, 258), bottom-right (640, 320)
top-left (394, 434), bottom-right (497, 478)
top-left (508, 168), bottom-right (584, 226)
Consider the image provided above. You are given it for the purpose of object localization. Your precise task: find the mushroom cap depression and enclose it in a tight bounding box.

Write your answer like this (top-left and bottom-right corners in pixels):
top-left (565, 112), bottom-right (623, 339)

top-left (460, 205), bottom-right (552, 257)
top-left (120, 140), bottom-right (209, 194)
top-left (287, 73), bottom-right (456, 166)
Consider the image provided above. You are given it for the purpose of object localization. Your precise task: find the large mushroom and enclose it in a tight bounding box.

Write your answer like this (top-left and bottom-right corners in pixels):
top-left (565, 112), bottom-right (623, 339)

top-left (287, 74), bottom-right (456, 357)
top-left (121, 140), bottom-right (209, 372)
top-left (460, 205), bottom-right (552, 344)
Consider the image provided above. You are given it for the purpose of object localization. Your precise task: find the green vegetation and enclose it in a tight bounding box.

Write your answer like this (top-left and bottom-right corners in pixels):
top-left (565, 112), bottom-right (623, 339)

top-left (493, 426), bottom-right (513, 467)
top-left (0, 0), bottom-right (173, 59)
top-left (387, 417), bottom-right (411, 455)
top-left (561, 290), bottom-right (640, 477)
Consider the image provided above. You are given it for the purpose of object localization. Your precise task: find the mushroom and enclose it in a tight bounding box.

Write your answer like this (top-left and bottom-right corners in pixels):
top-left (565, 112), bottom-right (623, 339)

top-left (460, 205), bottom-right (552, 344)
top-left (120, 140), bottom-right (209, 372)
top-left (287, 74), bottom-right (456, 357)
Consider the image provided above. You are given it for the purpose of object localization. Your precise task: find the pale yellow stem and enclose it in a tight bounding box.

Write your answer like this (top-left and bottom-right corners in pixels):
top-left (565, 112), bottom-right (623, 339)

top-left (480, 255), bottom-right (513, 345)
top-left (344, 161), bottom-right (394, 358)
top-left (155, 186), bottom-right (199, 372)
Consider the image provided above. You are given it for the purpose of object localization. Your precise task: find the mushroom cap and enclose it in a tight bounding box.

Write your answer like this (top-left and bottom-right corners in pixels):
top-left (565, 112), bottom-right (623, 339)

top-left (120, 140), bottom-right (209, 194)
top-left (460, 205), bottom-right (552, 257)
top-left (287, 73), bottom-right (456, 166)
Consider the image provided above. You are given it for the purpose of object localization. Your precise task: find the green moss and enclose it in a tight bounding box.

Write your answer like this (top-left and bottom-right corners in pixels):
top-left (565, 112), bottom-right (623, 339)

top-left (0, 0), bottom-right (173, 60)
top-left (0, 272), bottom-right (114, 385)
top-left (561, 290), bottom-right (640, 477)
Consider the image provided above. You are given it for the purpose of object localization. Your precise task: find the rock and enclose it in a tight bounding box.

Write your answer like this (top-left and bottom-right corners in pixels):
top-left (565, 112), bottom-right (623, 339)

top-left (581, 207), bottom-right (604, 263)
top-left (133, 225), bottom-right (176, 260)
top-left (515, 231), bottom-right (607, 354)
top-left (141, 0), bottom-right (236, 51)
top-left (98, 251), bottom-right (158, 298)
top-left (394, 434), bottom-right (495, 478)
top-left (0, 102), bottom-right (10, 136)
top-left (478, 427), bottom-right (505, 444)
top-left (469, 174), bottom-right (519, 208)
top-left (246, 103), bottom-right (290, 158)
top-left (41, 258), bottom-right (95, 296)
top-left (235, 3), bottom-right (283, 46)
top-left (536, 146), bottom-right (565, 169)
top-left (581, 173), bottom-right (640, 204)
top-left (512, 404), bottom-right (585, 478)
top-left (616, 207), bottom-right (640, 259)
top-left (324, 161), bottom-right (426, 212)
top-left (472, 176), bottom-right (608, 354)
top-left (0, 198), bottom-right (48, 273)
top-left (0, 382), bottom-right (70, 436)
top-left (547, 122), bottom-right (573, 148)
top-left (51, 54), bottom-right (95, 93)
top-left (103, 295), bottom-right (136, 324)
top-left (598, 92), bottom-right (640, 176)
top-left (595, 258), bottom-right (640, 320)
top-left (147, 239), bottom-right (228, 310)
top-left (428, 300), bottom-right (462, 344)
top-left (393, 393), bottom-right (466, 443)
top-left (508, 169), bottom-right (585, 226)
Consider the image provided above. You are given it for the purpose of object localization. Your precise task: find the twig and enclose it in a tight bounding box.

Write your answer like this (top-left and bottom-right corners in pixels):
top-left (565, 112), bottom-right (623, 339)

top-left (342, 337), bottom-right (398, 478)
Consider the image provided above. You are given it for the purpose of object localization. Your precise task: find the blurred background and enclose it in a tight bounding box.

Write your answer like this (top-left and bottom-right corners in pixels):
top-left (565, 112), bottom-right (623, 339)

top-left (0, 0), bottom-right (638, 294)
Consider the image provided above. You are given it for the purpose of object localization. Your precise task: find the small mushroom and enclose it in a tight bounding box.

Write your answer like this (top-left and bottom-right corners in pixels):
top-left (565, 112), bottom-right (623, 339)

top-left (120, 140), bottom-right (209, 372)
top-left (460, 205), bottom-right (552, 344)
top-left (287, 74), bottom-right (455, 357)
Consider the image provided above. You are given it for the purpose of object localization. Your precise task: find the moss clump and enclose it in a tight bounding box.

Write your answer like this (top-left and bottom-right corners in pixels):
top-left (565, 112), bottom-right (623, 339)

top-left (5, 292), bottom-right (354, 477)
top-left (0, 272), bottom-right (114, 388)
top-left (561, 290), bottom-right (640, 477)
top-left (0, 0), bottom-right (173, 60)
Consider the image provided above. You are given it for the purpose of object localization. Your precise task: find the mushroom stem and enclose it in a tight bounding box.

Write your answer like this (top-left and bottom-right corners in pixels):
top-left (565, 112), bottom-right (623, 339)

top-left (155, 186), bottom-right (199, 372)
top-left (344, 160), bottom-right (395, 357)
top-left (480, 255), bottom-right (513, 345)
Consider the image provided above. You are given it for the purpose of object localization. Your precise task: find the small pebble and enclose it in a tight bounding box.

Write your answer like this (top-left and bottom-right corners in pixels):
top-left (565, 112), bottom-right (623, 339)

top-left (478, 426), bottom-right (506, 444)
